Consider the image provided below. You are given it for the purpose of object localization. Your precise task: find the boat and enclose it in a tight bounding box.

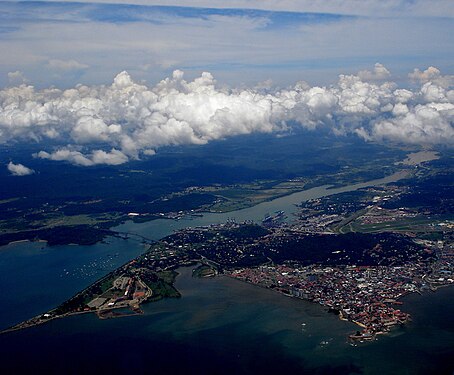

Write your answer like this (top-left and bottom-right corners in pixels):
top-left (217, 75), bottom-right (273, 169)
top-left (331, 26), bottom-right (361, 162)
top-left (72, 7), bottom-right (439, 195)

top-left (262, 210), bottom-right (286, 224)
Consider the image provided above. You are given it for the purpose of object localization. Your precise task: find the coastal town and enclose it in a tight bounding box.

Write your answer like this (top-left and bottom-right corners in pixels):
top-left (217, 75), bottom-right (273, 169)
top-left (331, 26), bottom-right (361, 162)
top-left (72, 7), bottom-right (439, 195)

top-left (164, 218), bottom-right (452, 341)
top-left (2, 153), bottom-right (453, 343)
top-left (228, 262), bottom-right (432, 341)
top-left (6, 212), bottom-right (452, 342)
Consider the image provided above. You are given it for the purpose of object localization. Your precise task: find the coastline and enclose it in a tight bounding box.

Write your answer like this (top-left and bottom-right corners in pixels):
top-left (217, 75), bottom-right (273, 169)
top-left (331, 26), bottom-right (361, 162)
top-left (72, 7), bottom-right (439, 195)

top-left (0, 151), bottom-right (446, 340)
top-left (225, 269), bottom-right (454, 342)
top-left (0, 309), bottom-right (92, 335)
top-left (0, 160), bottom-right (416, 252)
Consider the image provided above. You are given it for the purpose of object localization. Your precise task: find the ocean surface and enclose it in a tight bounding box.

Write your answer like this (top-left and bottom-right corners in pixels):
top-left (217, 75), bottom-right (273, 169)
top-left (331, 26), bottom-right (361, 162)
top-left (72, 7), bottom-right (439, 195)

top-left (0, 171), bottom-right (453, 374)
top-left (0, 266), bottom-right (453, 374)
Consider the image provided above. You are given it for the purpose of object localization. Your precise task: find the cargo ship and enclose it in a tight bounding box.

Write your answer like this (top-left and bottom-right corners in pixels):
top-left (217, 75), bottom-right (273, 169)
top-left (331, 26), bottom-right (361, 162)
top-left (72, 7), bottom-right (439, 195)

top-left (262, 210), bottom-right (286, 224)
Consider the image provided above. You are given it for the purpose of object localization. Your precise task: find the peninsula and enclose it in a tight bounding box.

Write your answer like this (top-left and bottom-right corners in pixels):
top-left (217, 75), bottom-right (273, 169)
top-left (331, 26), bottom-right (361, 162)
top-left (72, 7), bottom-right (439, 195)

top-left (3, 218), bottom-right (452, 342)
top-left (2, 151), bottom-right (452, 342)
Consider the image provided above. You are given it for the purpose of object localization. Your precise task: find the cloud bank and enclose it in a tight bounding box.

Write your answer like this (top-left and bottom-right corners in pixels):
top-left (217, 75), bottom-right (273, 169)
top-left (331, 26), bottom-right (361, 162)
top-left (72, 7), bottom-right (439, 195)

top-left (7, 162), bottom-right (35, 176)
top-left (0, 65), bottom-right (453, 166)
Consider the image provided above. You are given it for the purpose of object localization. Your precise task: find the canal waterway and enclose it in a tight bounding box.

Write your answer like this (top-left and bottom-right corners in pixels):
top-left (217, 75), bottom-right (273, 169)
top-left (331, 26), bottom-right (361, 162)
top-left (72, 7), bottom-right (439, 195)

top-left (0, 169), bottom-right (408, 330)
top-left (0, 167), bottom-right (453, 374)
top-left (114, 170), bottom-right (410, 240)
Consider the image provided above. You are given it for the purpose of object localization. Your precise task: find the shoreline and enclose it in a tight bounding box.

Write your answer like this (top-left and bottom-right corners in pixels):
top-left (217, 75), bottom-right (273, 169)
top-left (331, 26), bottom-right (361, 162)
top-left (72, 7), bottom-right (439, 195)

top-left (0, 151), bottom-right (444, 339)
top-left (1, 162), bottom-right (415, 251)
top-left (225, 271), bottom-right (454, 342)
top-left (3, 265), bottom-right (453, 341)
top-left (0, 294), bottom-right (151, 335)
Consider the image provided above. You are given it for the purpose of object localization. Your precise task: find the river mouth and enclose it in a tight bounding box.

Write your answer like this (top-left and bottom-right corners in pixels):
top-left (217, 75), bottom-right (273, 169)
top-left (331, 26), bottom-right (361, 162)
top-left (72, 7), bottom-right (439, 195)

top-left (113, 169), bottom-right (410, 240)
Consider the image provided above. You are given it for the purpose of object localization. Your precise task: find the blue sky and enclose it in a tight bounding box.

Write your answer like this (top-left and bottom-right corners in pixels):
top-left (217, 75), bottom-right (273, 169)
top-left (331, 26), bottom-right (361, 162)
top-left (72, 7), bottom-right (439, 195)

top-left (0, 0), bottom-right (453, 87)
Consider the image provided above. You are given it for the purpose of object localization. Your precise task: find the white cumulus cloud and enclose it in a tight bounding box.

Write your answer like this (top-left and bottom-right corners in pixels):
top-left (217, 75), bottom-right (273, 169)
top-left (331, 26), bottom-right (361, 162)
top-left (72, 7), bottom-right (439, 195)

top-left (0, 64), bottom-right (453, 166)
top-left (35, 148), bottom-right (128, 166)
top-left (357, 63), bottom-right (391, 81)
top-left (7, 161), bottom-right (35, 176)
